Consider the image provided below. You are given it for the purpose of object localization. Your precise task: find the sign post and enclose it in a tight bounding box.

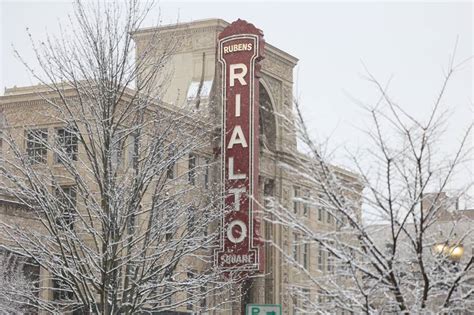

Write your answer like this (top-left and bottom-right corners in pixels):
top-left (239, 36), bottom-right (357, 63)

top-left (215, 19), bottom-right (265, 273)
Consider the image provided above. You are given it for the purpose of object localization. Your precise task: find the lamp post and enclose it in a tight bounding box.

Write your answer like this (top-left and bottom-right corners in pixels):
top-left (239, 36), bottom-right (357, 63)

top-left (433, 243), bottom-right (464, 262)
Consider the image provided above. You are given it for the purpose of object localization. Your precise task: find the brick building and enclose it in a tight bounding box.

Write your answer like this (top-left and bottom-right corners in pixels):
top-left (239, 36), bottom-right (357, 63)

top-left (0, 19), bottom-right (361, 314)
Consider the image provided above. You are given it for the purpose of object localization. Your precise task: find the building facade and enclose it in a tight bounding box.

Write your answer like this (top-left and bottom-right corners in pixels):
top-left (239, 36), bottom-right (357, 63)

top-left (0, 19), bottom-right (361, 314)
top-left (132, 19), bottom-right (362, 312)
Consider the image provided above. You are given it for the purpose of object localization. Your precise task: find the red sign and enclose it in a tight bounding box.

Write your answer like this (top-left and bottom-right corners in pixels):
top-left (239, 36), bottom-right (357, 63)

top-left (215, 20), bottom-right (264, 272)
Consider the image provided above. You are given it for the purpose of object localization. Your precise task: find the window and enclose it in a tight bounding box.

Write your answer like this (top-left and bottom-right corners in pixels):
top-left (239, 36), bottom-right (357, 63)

top-left (111, 129), bottom-right (126, 166)
top-left (55, 186), bottom-right (77, 229)
top-left (187, 80), bottom-right (213, 101)
top-left (327, 211), bottom-right (333, 224)
top-left (264, 178), bottom-right (274, 197)
top-left (167, 144), bottom-right (176, 179)
top-left (318, 247), bottom-right (324, 271)
top-left (302, 288), bottom-right (310, 309)
top-left (55, 127), bottom-right (78, 163)
top-left (204, 158), bottom-right (210, 189)
top-left (318, 194), bottom-right (325, 221)
top-left (303, 243), bottom-right (309, 269)
top-left (186, 271), bottom-right (197, 311)
top-left (164, 202), bottom-right (176, 241)
top-left (26, 129), bottom-right (48, 164)
top-left (53, 278), bottom-right (74, 301)
top-left (200, 285), bottom-right (206, 308)
top-left (293, 187), bottom-right (299, 214)
top-left (188, 153), bottom-right (196, 185)
top-left (327, 251), bottom-right (333, 272)
top-left (303, 190), bottom-right (309, 216)
top-left (293, 233), bottom-right (299, 262)
top-left (187, 206), bottom-right (195, 233)
top-left (128, 132), bottom-right (139, 169)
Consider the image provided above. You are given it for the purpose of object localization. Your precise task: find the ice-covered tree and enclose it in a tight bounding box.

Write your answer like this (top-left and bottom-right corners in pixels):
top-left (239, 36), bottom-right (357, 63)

top-left (266, 53), bottom-right (473, 314)
top-left (0, 1), bottom-right (239, 313)
top-left (0, 252), bottom-right (37, 313)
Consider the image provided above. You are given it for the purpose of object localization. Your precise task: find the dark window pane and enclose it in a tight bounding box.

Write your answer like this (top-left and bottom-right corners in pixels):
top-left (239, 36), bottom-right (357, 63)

top-left (26, 129), bottom-right (48, 164)
top-left (53, 278), bottom-right (74, 301)
top-left (55, 127), bottom-right (78, 163)
top-left (188, 153), bottom-right (196, 185)
top-left (55, 186), bottom-right (77, 229)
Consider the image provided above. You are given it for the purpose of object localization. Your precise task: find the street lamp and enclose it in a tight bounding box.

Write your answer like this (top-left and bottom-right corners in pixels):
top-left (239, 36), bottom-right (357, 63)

top-left (448, 245), bottom-right (464, 261)
top-left (433, 243), bottom-right (464, 261)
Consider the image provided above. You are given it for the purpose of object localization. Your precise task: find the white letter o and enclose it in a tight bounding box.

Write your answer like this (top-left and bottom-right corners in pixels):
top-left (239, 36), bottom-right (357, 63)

top-left (227, 220), bottom-right (247, 244)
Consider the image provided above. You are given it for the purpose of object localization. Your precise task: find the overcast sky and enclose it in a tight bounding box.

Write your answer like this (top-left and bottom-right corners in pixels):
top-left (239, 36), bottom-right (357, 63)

top-left (1, 0), bottom-right (472, 203)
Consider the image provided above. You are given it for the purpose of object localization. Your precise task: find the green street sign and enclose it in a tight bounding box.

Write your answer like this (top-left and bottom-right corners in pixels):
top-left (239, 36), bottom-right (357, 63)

top-left (246, 304), bottom-right (282, 315)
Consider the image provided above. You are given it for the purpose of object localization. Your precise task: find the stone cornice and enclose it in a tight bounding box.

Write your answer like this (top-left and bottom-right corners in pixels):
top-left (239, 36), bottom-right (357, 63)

top-left (132, 18), bottom-right (298, 66)
top-left (266, 43), bottom-right (298, 67)
top-left (0, 84), bottom-right (214, 129)
top-left (132, 18), bottom-right (228, 42)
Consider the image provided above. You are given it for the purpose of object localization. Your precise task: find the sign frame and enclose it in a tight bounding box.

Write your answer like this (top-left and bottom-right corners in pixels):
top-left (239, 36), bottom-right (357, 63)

top-left (246, 304), bottom-right (282, 315)
top-left (214, 19), bottom-right (264, 272)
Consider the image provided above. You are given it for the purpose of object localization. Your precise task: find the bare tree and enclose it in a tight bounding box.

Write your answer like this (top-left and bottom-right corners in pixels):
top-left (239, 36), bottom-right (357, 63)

top-left (266, 53), bottom-right (473, 313)
top-left (0, 251), bottom-right (37, 314)
top-left (0, 0), bottom-right (239, 313)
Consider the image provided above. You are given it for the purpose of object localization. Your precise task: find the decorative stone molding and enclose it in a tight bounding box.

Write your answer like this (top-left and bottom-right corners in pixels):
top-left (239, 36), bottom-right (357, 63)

top-left (283, 83), bottom-right (293, 108)
top-left (262, 55), bottom-right (294, 82)
top-left (261, 74), bottom-right (282, 112)
top-left (134, 24), bottom-right (224, 54)
top-left (192, 32), bottom-right (215, 50)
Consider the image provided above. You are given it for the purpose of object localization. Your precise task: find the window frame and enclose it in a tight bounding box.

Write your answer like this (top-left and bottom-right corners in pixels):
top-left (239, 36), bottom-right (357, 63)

top-left (111, 129), bottom-right (126, 167)
top-left (187, 206), bottom-right (196, 233)
top-left (303, 189), bottom-right (310, 217)
top-left (327, 251), bottom-right (334, 272)
top-left (166, 143), bottom-right (177, 179)
top-left (188, 153), bottom-right (196, 185)
top-left (54, 126), bottom-right (78, 164)
top-left (293, 233), bottom-right (299, 262)
top-left (52, 277), bottom-right (74, 301)
top-left (293, 186), bottom-right (299, 214)
top-left (203, 158), bottom-right (210, 189)
top-left (303, 242), bottom-right (309, 269)
top-left (128, 131), bottom-right (139, 169)
top-left (26, 128), bottom-right (48, 164)
top-left (54, 185), bottom-right (77, 229)
top-left (318, 246), bottom-right (324, 271)
top-left (327, 210), bottom-right (333, 224)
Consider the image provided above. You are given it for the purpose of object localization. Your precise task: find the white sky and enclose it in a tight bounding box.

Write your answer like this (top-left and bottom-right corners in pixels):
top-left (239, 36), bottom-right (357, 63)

top-left (1, 0), bottom-right (473, 204)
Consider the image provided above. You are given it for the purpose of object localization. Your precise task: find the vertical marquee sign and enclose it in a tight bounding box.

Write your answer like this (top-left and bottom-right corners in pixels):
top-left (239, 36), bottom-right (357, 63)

top-left (215, 19), bottom-right (264, 272)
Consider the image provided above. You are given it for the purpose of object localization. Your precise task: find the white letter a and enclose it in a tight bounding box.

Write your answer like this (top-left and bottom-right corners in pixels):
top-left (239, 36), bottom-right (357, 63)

top-left (227, 126), bottom-right (248, 149)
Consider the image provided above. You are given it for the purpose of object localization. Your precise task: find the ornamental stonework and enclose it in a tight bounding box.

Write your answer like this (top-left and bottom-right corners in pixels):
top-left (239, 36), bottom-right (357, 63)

top-left (192, 32), bottom-right (215, 50)
top-left (283, 83), bottom-right (292, 108)
top-left (262, 55), bottom-right (293, 81)
top-left (261, 73), bottom-right (282, 112)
